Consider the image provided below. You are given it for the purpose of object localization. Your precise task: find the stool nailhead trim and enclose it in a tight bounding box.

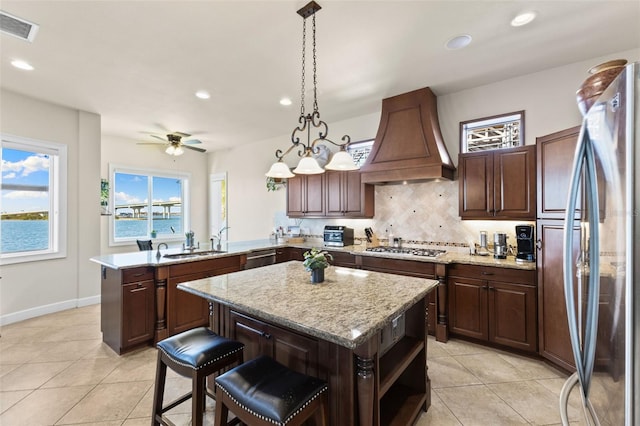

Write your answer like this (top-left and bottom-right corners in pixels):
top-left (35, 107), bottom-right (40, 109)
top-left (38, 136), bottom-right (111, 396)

top-left (217, 383), bottom-right (328, 425)
top-left (158, 345), bottom-right (243, 370)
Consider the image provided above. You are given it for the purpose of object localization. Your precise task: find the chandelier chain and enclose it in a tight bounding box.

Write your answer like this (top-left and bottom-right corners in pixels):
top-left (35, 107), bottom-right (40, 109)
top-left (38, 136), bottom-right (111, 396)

top-left (300, 18), bottom-right (306, 116)
top-left (312, 12), bottom-right (318, 113)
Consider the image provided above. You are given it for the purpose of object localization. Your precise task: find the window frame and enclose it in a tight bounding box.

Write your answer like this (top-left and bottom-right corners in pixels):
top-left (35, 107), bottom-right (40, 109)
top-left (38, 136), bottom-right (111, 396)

top-left (1, 133), bottom-right (68, 265)
top-left (108, 164), bottom-right (191, 247)
top-left (460, 110), bottom-right (525, 153)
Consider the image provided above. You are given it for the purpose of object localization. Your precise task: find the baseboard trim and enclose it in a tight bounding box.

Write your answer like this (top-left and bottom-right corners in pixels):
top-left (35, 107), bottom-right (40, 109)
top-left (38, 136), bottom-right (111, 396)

top-left (0, 296), bottom-right (101, 326)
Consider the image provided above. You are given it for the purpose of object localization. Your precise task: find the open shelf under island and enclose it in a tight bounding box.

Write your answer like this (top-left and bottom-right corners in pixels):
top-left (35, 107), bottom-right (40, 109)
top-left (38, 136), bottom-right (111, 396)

top-left (178, 261), bottom-right (438, 426)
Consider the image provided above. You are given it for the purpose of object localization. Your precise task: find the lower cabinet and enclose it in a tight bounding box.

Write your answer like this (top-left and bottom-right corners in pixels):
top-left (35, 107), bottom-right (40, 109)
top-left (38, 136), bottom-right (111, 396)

top-left (101, 265), bottom-right (155, 354)
top-left (448, 264), bottom-right (537, 353)
top-left (229, 311), bottom-right (319, 377)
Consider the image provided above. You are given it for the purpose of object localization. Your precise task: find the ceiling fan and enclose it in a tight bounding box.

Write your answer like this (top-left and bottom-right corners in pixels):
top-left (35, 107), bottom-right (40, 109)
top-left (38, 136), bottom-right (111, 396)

top-left (138, 131), bottom-right (206, 156)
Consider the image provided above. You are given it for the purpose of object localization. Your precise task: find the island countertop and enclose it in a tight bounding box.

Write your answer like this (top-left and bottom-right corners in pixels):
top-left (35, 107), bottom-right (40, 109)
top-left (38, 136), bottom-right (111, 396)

top-left (178, 261), bottom-right (438, 349)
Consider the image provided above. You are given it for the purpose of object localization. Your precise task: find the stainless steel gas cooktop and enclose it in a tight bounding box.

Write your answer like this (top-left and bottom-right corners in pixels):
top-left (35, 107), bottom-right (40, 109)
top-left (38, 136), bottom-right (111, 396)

top-left (365, 246), bottom-right (446, 258)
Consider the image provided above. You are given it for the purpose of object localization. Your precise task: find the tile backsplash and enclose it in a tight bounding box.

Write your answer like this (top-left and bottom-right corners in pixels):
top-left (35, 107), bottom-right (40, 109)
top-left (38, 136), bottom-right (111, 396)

top-left (275, 179), bottom-right (534, 252)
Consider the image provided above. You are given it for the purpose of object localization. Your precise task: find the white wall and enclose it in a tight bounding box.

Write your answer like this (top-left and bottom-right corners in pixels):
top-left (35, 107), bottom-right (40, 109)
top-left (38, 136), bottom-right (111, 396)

top-left (100, 136), bottom-right (210, 254)
top-left (0, 89), bottom-right (101, 324)
top-left (209, 49), bottom-right (639, 245)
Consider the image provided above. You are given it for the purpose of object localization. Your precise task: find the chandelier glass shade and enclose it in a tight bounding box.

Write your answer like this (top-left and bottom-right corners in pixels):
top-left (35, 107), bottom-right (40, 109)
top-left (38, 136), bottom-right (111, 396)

top-left (265, 1), bottom-right (358, 178)
top-left (165, 144), bottom-right (184, 156)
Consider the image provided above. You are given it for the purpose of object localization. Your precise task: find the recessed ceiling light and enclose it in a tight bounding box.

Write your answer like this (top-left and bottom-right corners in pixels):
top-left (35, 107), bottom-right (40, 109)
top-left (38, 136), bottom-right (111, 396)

top-left (445, 34), bottom-right (472, 50)
top-left (279, 97), bottom-right (292, 106)
top-left (11, 59), bottom-right (34, 70)
top-left (195, 90), bottom-right (210, 99)
top-left (511, 11), bottom-right (537, 27)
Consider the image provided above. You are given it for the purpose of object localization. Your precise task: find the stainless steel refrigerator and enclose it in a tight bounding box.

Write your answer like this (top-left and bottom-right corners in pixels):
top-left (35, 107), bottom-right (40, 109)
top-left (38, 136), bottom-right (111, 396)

top-left (560, 61), bottom-right (639, 425)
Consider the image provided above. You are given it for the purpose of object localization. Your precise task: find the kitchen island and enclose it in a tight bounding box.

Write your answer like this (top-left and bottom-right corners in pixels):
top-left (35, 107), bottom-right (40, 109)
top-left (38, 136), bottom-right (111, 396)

top-left (178, 261), bottom-right (438, 426)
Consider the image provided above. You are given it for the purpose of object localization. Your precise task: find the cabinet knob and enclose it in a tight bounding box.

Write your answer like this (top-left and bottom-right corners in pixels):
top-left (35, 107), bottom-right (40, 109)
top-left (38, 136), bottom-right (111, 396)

top-left (262, 332), bottom-right (271, 340)
top-left (481, 271), bottom-right (494, 276)
top-left (536, 239), bottom-right (542, 250)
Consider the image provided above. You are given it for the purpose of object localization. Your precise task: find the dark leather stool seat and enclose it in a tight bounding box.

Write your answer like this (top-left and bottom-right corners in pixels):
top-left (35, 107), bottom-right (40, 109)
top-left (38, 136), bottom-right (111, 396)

top-left (152, 327), bottom-right (244, 426)
top-left (214, 355), bottom-right (329, 426)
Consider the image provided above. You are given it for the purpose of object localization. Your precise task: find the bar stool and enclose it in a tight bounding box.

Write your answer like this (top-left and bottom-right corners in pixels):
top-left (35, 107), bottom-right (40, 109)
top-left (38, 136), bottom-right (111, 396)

top-left (214, 355), bottom-right (329, 426)
top-left (152, 327), bottom-right (244, 426)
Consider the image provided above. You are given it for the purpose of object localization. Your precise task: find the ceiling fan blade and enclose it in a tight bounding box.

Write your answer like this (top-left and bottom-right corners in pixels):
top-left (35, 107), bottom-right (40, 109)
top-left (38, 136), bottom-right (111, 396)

top-left (183, 139), bottom-right (202, 145)
top-left (183, 145), bottom-right (207, 153)
top-left (137, 141), bottom-right (167, 145)
top-left (172, 131), bottom-right (191, 138)
top-left (150, 134), bottom-right (167, 141)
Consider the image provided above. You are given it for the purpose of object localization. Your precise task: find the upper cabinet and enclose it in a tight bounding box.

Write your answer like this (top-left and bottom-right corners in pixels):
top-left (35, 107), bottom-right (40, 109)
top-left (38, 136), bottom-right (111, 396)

top-left (287, 171), bottom-right (374, 218)
top-left (536, 126), bottom-right (580, 219)
top-left (459, 145), bottom-right (536, 220)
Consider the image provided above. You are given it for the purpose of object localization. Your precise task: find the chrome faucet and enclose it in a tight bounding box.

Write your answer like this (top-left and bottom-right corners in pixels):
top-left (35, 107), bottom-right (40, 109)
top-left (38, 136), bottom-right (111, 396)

top-left (156, 242), bottom-right (168, 259)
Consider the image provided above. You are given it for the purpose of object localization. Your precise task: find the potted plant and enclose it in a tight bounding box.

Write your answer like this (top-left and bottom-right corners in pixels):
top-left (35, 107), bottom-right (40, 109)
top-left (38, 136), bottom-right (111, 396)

top-left (150, 230), bottom-right (157, 238)
top-left (302, 248), bottom-right (333, 284)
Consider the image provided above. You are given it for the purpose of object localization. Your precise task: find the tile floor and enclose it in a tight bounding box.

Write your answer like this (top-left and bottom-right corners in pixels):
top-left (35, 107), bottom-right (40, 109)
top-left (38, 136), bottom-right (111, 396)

top-left (0, 304), bottom-right (589, 425)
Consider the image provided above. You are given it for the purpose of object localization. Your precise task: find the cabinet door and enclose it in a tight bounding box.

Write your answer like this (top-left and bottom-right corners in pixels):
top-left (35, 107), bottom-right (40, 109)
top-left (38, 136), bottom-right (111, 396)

top-left (230, 311), bottom-right (271, 362)
top-left (447, 276), bottom-right (488, 340)
top-left (122, 280), bottom-right (155, 347)
top-left (488, 281), bottom-right (537, 352)
top-left (536, 126), bottom-right (581, 219)
top-left (325, 170), bottom-right (344, 216)
top-left (458, 152), bottom-right (493, 218)
top-left (167, 277), bottom-right (210, 336)
top-left (493, 145), bottom-right (536, 219)
top-left (537, 219), bottom-right (579, 371)
top-left (286, 174), bottom-right (304, 217)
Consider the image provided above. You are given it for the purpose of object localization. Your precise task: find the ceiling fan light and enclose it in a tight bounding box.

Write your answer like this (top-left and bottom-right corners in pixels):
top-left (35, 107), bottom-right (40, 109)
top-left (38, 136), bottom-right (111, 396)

top-left (165, 145), bottom-right (176, 155)
top-left (173, 146), bottom-right (184, 156)
top-left (325, 150), bottom-right (359, 171)
top-left (293, 156), bottom-right (324, 174)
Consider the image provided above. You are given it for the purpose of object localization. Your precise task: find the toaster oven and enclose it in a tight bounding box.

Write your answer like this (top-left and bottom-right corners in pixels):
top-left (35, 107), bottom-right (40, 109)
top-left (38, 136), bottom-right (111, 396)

top-left (323, 226), bottom-right (354, 247)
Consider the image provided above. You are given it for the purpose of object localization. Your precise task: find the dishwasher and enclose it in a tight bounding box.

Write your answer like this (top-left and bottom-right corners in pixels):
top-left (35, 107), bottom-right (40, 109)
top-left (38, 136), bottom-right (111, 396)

top-left (244, 249), bottom-right (276, 269)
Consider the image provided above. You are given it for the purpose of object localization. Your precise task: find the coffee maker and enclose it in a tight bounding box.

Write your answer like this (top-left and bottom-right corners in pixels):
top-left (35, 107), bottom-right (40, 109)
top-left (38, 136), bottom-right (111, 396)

top-left (515, 224), bottom-right (535, 263)
top-left (493, 232), bottom-right (508, 259)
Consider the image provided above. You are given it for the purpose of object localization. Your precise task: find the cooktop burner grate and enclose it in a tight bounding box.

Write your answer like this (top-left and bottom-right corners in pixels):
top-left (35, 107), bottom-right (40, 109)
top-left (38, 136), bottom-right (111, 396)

top-left (365, 247), bottom-right (446, 258)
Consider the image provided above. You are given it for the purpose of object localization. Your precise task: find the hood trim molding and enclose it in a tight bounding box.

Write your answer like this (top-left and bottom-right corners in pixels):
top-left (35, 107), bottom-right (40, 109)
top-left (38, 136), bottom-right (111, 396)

top-left (359, 87), bottom-right (455, 184)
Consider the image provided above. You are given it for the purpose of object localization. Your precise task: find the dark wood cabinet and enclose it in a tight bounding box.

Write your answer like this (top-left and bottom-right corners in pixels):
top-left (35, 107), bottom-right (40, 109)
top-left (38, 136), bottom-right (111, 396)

top-left (166, 256), bottom-right (244, 336)
top-left (325, 170), bottom-right (374, 218)
top-left (448, 264), bottom-right (537, 353)
top-left (537, 126), bottom-right (581, 219)
top-left (287, 171), bottom-right (374, 218)
top-left (326, 250), bottom-right (357, 268)
top-left (286, 173), bottom-right (325, 217)
top-left (536, 219), bottom-right (579, 371)
top-left (459, 145), bottom-right (536, 220)
top-left (101, 265), bottom-right (155, 354)
top-left (229, 311), bottom-right (319, 377)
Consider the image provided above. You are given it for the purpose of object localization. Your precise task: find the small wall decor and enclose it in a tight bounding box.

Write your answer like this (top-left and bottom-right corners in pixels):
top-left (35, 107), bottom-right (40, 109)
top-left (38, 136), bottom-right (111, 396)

top-left (100, 178), bottom-right (111, 215)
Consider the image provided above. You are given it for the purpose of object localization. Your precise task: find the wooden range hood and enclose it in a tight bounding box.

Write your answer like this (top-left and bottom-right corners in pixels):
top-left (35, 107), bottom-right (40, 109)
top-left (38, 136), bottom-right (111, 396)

top-left (359, 87), bottom-right (455, 184)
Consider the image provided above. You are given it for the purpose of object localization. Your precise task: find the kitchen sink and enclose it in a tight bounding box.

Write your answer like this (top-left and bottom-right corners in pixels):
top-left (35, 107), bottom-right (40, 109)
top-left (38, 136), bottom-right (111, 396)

top-left (163, 250), bottom-right (226, 259)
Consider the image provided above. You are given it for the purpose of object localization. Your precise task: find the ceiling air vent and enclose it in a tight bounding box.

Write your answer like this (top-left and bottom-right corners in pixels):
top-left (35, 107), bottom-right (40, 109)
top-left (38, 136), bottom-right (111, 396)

top-left (0, 10), bottom-right (39, 42)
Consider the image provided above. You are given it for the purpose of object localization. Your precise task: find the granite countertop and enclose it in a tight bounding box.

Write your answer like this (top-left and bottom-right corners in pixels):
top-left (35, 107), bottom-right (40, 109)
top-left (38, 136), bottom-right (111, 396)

top-left (178, 261), bottom-right (438, 349)
top-left (90, 238), bottom-right (535, 271)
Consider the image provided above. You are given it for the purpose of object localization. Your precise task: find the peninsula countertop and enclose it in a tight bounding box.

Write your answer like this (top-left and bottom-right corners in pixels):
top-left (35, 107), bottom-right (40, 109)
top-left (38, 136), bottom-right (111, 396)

top-left (178, 261), bottom-right (438, 349)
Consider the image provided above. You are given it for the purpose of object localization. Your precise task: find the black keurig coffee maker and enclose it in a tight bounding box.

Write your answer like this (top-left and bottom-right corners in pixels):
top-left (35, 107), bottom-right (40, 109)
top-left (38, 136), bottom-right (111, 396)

top-left (515, 224), bottom-right (535, 263)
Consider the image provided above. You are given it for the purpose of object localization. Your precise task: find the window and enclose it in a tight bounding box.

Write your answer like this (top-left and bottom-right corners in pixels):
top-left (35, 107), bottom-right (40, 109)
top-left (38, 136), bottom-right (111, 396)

top-left (109, 165), bottom-right (190, 245)
top-left (1, 134), bottom-right (67, 264)
top-left (460, 111), bottom-right (524, 153)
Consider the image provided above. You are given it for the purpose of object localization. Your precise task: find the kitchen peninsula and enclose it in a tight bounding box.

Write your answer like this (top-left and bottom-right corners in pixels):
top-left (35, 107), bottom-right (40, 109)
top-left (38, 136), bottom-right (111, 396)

top-left (178, 261), bottom-right (438, 426)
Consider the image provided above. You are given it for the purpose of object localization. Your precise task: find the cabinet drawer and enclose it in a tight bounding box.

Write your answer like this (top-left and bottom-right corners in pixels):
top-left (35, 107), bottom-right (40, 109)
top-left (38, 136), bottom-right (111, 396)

top-left (360, 256), bottom-right (435, 278)
top-left (122, 266), bottom-right (155, 283)
top-left (448, 263), bottom-right (534, 285)
top-left (169, 255), bottom-right (242, 278)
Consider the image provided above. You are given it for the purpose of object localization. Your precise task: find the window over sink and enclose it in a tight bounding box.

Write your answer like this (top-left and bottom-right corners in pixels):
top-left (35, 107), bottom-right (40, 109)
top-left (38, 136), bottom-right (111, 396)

top-left (460, 111), bottom-right (524, 153)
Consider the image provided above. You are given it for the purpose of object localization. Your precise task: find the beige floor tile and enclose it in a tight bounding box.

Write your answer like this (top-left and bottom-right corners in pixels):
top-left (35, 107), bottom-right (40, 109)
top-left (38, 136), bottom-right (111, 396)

top-left (40, 324), bottom-right (102, 343)
top-left (0, 341), bottom-right (48, 364)
top-left (42, 358), bottom-right (121, 388)
top-left (427, 356), bottom-right (482, 389)
top-left (129, 376), bottom-right (195, 418)
top-left (0, 363), bottom-right (20, 378)
top-left (0, 390), bottom-right (31, 414)
top-left (122, 418), bottom-right (152, 426)
top-left (437, 384), bottom-right (529, 425)
top-left (0, 326), bottom-right (51, 344)
top-left (101, 356), bottom-right (157, 383)
top-left (415, 391), bottom-right (462, 425)
top-left (497, 351), bottom-right (566, 381)
top-left (0, 361), bottom-right (72, 391)
top-left (455, 352), bottom-right (523, 384)
top-left (439, 338), bottom-right (492, 356)
top-left (29, 339), bottom-right (104, 363)
top-left (0, 385), bottom-right (93, 426)
top-left (81, 342), bottom-right (124, 360)
top-left (57, 380), bottom-right (152, 424)
top-left (427, 337), bottom-right (449, 358)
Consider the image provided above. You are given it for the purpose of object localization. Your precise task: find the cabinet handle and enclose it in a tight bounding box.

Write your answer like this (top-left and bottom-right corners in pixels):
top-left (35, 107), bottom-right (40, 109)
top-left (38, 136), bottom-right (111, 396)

top-left (481, 272), bottom-right (494, 276)
top-left (482, 285), bottom-right (489, 290)
top-left (488, 286), bottom-right (495, 291)
top-left (131, 286), bottom-right (146, 293)
top-left (261, 332), bottom-right (271, 340)
top-left (536, 239), bottom-right (542, 250)
top-left (132, 273), bottom-right (145, 277)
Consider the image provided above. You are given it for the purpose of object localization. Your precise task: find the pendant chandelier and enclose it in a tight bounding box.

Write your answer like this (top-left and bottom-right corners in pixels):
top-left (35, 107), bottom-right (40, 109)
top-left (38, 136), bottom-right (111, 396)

top-left (266, 1), bottom-right (358, 178)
